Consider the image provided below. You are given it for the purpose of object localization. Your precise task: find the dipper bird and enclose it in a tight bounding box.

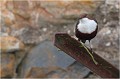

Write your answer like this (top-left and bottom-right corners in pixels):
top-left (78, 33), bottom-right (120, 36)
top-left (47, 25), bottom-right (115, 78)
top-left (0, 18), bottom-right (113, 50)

top-left (75, 14), bottom-right (98, 50)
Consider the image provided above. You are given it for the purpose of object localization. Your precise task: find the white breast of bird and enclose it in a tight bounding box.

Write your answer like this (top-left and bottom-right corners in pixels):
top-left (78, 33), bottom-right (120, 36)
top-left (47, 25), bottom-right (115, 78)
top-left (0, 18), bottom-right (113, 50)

top-left (77, 18), bottom-right (97, 34)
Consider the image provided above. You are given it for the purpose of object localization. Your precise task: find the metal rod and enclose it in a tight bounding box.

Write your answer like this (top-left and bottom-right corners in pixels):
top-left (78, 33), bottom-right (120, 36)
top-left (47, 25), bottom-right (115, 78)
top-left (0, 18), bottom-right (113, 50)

top-left (54, 33), bottom-right (119, 78)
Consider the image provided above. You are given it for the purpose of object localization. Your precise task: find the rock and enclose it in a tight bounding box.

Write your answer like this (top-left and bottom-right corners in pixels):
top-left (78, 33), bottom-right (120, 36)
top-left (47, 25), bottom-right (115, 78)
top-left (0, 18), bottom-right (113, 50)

top-left (92, 27), bottom-right (118, 48)
top-left (105, 0), bottom-right (119, 9)
top-left (15, 51), bottom-right (27, 71)
top-left (18, 40), bottom-right (75, 77)
top-left (47, 63), bottom-right (84, 78)
top-left (29, 1), bottom-right (102, 27)
top-left (105, 42), bottom-right (111, 47)
top-left (16, 27), bottom-right (43, 44)
top-left (1, 9), bottom-right (15, 26)
top-left (0, 16), bottom-right (11, 37)
top-left (25, 67), bottom-right (63, 78)
top-left (25, 62), bottom-right (90, 78)
top-left (0, 36), bottom-right (25, 53)
top-left (0, 1), bottom-right (102, 44)
top-left (91, 27), bottom-right (118, 60)
top-left (25, 67), bottom-right (47, 78)
top-left (0, 54), bottom-right (16, 78)
top-left (108, 59), bottom-right (119, 69)
top-left (67, 61), bottom-right (90, 78)
top-left (86, 1), bottom-right (119, 78)
top-left (12, 1), bottom-right (30, 20)
top-left (42, 28), bottom-right (47, 32)
top-left (93, 0), bottom-right (119, 31)
top-left (0, 1), bottom-right (118, 78)
top-left (10, 22), bottom-right (31, 37)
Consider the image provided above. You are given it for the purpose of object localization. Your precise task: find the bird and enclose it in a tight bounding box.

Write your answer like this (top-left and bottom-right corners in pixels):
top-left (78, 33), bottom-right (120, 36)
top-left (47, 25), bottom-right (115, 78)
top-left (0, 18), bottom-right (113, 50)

top-left (75, 14), bottom-right (98, 50)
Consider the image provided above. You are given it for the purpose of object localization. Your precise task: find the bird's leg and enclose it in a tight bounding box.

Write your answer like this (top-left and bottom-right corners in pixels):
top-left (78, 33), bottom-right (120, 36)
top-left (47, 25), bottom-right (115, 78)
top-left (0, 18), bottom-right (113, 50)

top-left (81, 40), bottom-right (86, 43)
top-left (78, 39), bottom-right (83, 47)
top-left (89, 40), bottom-right (93, 53)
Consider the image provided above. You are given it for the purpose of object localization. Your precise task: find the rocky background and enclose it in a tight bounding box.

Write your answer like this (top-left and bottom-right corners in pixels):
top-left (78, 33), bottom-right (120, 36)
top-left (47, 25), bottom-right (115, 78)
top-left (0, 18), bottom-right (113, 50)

top-left (0, 0), bottom-right (119, 78)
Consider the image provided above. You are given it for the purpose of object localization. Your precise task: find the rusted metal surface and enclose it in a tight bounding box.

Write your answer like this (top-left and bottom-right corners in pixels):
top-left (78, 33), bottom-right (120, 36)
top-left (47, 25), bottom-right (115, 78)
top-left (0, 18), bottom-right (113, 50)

top-left (54, 33), bottom-right (119, 78)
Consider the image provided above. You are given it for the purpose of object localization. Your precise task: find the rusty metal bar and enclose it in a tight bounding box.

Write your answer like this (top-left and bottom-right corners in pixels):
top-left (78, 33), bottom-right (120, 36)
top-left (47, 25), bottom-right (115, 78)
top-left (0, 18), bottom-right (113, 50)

top-left (54, 33), bottom-right (119, 78)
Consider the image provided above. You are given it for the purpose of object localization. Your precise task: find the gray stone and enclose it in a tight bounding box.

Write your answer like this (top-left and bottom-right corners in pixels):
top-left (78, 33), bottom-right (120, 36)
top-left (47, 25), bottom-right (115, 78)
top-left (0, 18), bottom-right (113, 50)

top-left (18, 40), bottom-right (75, 77)
top-left (0, 54), bottom-right (16, 78)
top-left (67, 61), bottom-right (90, 78)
